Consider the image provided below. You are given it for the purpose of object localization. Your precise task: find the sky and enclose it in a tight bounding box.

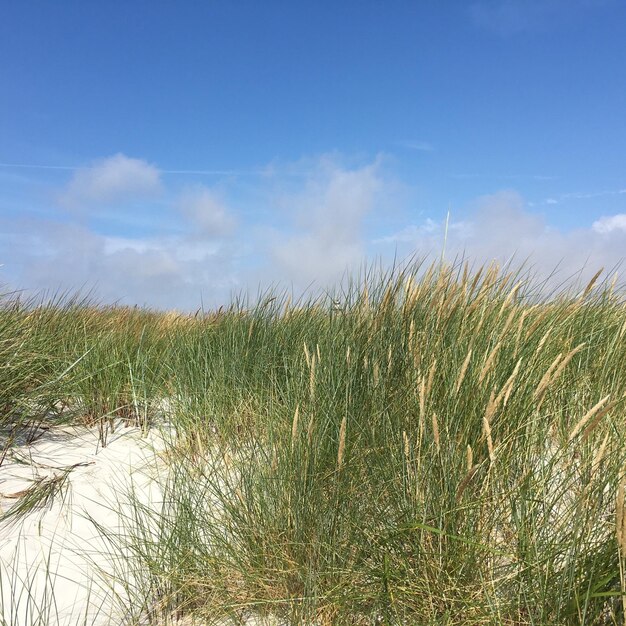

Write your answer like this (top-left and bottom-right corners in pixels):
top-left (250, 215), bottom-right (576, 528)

top-left (1, 0), bottom-right (626, 310)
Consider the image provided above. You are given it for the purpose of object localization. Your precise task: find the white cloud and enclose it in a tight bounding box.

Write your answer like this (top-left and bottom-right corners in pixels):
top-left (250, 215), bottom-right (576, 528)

top-left (1, 217), bottom-right (238, 311)
top-left (375, 218), bottom-right (473, 244)
top-left (59, 153), bottom-right (162, 210)
top-left (103, 235), bottom-right (220, 263)
top-left (592, 214), bottom-right (626, 235)
top-left (176, 185), bottom-right (236, 237)
top-left (265, 156), bottom-right (384, 288)
top-left (5, 151), bottom-right (626, 310)
top-left (376, 190), bottom-right (626, 290)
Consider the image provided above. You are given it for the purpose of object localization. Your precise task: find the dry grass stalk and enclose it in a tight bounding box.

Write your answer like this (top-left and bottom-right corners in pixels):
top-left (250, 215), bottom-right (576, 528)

top-left (408, 319), bottom-right (421, 370)
top-left (549, 342), bottom-right (585, 387)
top-left (524, 307), bottom-right (552, 341)
top-left (618, 317), bottom-right (626, 342)
top-left (479, 340), bottom-right (502, 384)
top-left (303, 342), bottom-right (311, 368)
top-left (419, 376), bottom-right (426, 437)
top-left (422, 263), bottom-right (436, 290)
top-left (291, 405), bottom-right (299, 451)
top-left (361, 284), bottom-right (369, 311)
top-left (496, 271), bottom-right (514, 296)
top-left (496, 358), bottom-right (523, 408)
top-left (438, 284), bottom-right (460, 324)
top-left (316, 343), bottom-right (321, 364)
top-left (461, 260), bottom-right (470, 290)
top-left (502, 376), bottom-right (517, 409)
top-left (484, 389), bottom-right (499, 420)
top-left (380, 285), bottom-right (395, 312)
top-left (468, 265), bottom-right (485, 297)
top-left (282, 295), bottom-right (291, 317)
top-left (466, 444), bottom-right (473, 472)
top-left (500, 307), bottom-right (517, 338)
top-left (309, 354), bottom-right (316, 399)
top-left (345, 345), bottom-right (351, 365)
top-left (455, 347), bottom-right (473, 394)
top-left (617, 475), bottom-right (626, 558)
top-left (483, 391), bottom-right (497, 463)
top-left (618, 465), bottom-right (626, 618)
top-left (591, 432), bottom-right (610, 480)
top-left (456, 464), bottom-right (479, 502)
top-left (535, 328), bottom-right (553, 355)
top-left (580, 399), bottom-right (618, 443)
top-left (478, 262), bottom-right (500, 298)
top-left (533, 352), bottom-right (563, 401)
top-left (514, 308), bottom-right (530, 352)
top-left (426, 359), bottom-right (437, 398)
top-left (431, 412), bottom-right (440, 453)
top-left (609, 271), bottom-right (619, 299)
top-left (404, 276), bottom-right (418, 308)
top-left (499, 281), bottom-right (522, 315)
top-left (403, 430), bottom-right (410, 463)
top-left (473, 308), bottom-right (487, 338)
top-left (418, 361), bottom-right (437, 437)
top-left (580, 267), bottom-right (603, 300)
top-left (247, 319), bottom-right (255, 341)
top-left (337, 415), bottom-right (347, 469)
top-left (307, 413), bottom-right (315, 447)
top-left (373, 362), bottom-right (380, 387)
top-left (568, 394), bottom-right (611, 443)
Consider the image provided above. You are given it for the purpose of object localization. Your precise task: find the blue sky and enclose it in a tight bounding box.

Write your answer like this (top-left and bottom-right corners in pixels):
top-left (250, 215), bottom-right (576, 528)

top-left (1, 1), bottom-right (626, 309)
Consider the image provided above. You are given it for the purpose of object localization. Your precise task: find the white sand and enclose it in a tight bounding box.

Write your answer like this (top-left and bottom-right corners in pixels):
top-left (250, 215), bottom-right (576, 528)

top-left (0, 423), bottom-right (167, 626)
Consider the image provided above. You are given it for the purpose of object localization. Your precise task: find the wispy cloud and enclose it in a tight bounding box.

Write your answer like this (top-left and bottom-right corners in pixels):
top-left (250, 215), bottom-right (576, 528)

top-left (374, 219), bottom-right (472, 245)
top-left (58, 153), bottom-right (162, 210)
top-left (1, 153), bottom-right (394, 309)
top-left (3, 153), bottom-right (626, 310)
top-left (592, 214), bottom-right (626, 235)
top-left (376, 190), bottom-right (626, 288)
top-left (1, 217), bottom-right (239, 310)
top-left (263, 156), bottom-right (385, 289)
top-left (176, 185), bottom-right (237, 238)
top-left (540, 188), bottom-right (626, 205)
top-left (451, 173), bottom-right (557, 181)
top-left (0, 161), bottom-right (264, 177)
top-left (0, 163), bottom-right (78, 171)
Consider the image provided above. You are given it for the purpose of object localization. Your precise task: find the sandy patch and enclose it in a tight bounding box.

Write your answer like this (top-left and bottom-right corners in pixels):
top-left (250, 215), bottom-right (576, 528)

top-left (0, 423), bottom-right (166, 626)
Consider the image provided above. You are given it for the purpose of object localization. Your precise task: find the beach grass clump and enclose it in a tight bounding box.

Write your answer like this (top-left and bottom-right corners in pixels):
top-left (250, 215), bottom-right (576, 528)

top-left (83, 261), bottom-right (626, 625)
top-left (2, 261), bottom-right (626, 624)
top-left (1, 292), bottom-right (181, 450)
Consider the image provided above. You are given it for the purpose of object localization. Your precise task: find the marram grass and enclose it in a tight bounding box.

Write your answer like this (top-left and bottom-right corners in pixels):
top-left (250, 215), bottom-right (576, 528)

top-left (2, 260), bottom-right (626, 625)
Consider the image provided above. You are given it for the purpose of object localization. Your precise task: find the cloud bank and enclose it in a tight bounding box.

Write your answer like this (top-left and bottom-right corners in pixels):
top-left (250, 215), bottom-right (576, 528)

top-left (377, 190), bottom-right (626, 291)
top-left (2, 155), bottom-right (626, 309)
top-left (265, 158), bottom-right (383, 288)
top-left (59, 153), bottom-right (162, 210)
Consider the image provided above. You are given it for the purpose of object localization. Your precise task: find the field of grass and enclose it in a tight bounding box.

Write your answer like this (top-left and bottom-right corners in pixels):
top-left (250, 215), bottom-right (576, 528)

top-left (1, 260), bottom-right (626, 625)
